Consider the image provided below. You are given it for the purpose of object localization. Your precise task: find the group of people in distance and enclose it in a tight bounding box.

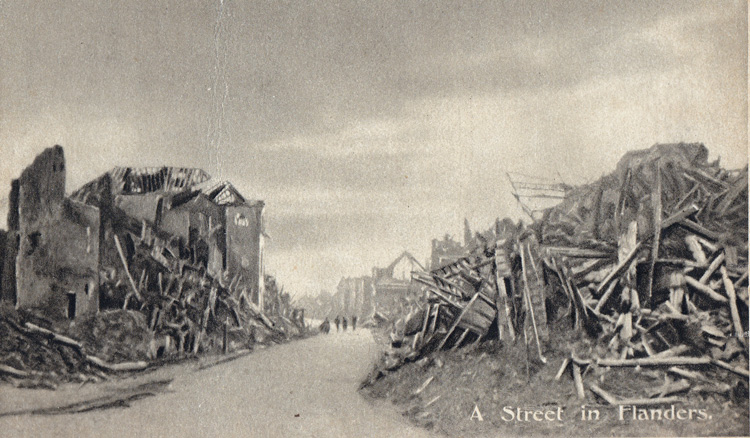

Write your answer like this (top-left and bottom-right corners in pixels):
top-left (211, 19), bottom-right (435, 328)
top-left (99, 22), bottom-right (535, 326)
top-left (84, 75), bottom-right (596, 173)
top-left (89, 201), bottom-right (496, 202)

top-left (319, 315), bottom-right (357, 334)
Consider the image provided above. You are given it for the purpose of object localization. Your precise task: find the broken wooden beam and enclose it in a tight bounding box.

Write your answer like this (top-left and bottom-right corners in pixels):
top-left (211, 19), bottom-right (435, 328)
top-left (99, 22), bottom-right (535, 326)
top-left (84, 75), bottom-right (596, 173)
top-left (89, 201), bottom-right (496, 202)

top-left (594, 243), bottom-right (642, 297)
top-left (572, 363), bottom-right (585, 400)
top-left (661, 204), bottom-right (699, 229)
top-left (413, 376), bottom-right (434, 395)
top-left (23, 322), bottom-right (84, 352)
top-left (684, 276), bottom-right (728, 303)
top-left (647, 164), bottom-right (662, 308)
top-left (590, 383), bottom-right (680, 406)
top-left (712, 358), bottom-right (750, 378)
top-left (85, 355), bottom-right (148, 372)
top-left (554, 358), bottom-right (570, 381)
top-left (720, 266), bottom-right (746, 347)
top-left (679, 219), bottom-right (720, 241)
top-left (597, 356), bottom-right (711, 367)
top-left (436, 293), bottom-right (481, 351)
top-left (699, 252), bottom-right (725, 284)
top-left (113, 234), bottom-right (143, 302)
top-left (0, 363), bottom-right (31, 378)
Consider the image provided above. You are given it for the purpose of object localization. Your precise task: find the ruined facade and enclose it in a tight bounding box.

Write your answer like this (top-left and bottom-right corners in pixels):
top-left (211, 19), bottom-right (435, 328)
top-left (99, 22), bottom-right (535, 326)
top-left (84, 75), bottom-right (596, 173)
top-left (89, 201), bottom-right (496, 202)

top-left (1, 146), bottom-right (266, 320)
top-left (73, 167), bottom-right (267, 310)
top-left (2, 146), bottom-right (100, 319)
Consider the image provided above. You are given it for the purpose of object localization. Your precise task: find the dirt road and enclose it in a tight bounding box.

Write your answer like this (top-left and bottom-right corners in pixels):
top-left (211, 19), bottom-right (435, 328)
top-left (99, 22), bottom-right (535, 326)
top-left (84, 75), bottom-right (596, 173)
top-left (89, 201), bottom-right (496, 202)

top-left (0, 329), bottom-right (432, 438)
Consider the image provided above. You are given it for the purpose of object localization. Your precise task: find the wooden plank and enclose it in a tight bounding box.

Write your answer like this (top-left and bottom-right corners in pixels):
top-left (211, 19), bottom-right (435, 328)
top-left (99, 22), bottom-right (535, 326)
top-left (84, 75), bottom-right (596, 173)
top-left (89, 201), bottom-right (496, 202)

top-left (520, 241), bottom-right (548, 341)
top-left (520, 243), bottom-right (547, 363)
top-left (24, 322), bottom-right (83, 352)
top-left (450, 328), bottom-right (472, 351)
top-left (699, 252), bottom-right (725, 284)
top-left (685, 276), bottom-right (728, 303)
top-left (554, 358), bottom-right (570, 381)
top-left (437, 293), bottom-right (481, 351)
top-left (661, 204), bottom-right (699, 229)
top-left (720, 266), bottom-right (746, 347)
top-left (597, 356), bottom-right (711, 367)
top-left (712, 358), bottom-right (750, 378)
top-left (413, 376), bottom-right (434, 395)
top-left (590, 384), bottom-right (680, 406)
top-left (86, 355), bottom-right (148, 372)
top-left (572, 363), bottom-right (585, 399)
top-left (594, 279), bottom-right (620, 313)
top-left (647, 164), bottom-right (662, 309)
top-left (495, 259), bottom-right (516, 341)
top-left (594, 243), bottom-right (643, 297)
top-left (113, 234), bottom-right (143, 302)
top-left (679, 219), bottom-right (720, 241)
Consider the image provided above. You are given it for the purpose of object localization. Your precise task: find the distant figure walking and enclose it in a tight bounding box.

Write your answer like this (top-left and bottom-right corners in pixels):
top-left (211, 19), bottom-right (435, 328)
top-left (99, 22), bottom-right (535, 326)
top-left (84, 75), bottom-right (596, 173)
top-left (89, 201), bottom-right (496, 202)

top-left (342, 316), bottom-right (348, 331)
top-left (319, 317), bottom-right (330, 334)
top-left (334, 316), bottom-right (341, 332)
top-left (351, 315), bottom-right (357, 331)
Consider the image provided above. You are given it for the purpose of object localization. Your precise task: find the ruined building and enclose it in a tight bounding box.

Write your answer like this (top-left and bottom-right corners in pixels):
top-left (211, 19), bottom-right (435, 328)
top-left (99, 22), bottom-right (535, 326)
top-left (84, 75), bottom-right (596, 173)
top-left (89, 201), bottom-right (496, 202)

top-left (1, 146), bottom-right (100, 319)
top-left (327, 251), bottom-right (425, 321)
top-left (0, 146), bottom-right (266, 320)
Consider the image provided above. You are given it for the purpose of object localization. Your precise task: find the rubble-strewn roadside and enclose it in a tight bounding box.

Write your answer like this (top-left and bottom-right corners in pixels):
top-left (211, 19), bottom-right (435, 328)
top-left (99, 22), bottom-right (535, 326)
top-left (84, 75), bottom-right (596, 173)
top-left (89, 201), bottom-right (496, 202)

top-left (361, 143), bottom-right (748, 436)
top-left (0, 146), bottom-right (309, 389)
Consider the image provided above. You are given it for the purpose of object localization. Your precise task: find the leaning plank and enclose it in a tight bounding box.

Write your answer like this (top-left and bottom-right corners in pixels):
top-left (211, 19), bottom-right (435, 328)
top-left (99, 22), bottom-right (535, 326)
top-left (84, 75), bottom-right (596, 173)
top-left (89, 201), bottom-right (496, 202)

top-left (436, 293), bottom-right (481, 351)
top-left (679, 219), bottom-right (719, 241)
top-left (590, 384), bottom-right (680, 406)
top-left (597, 356), bottom-right (711, 367)
top-left (594, 243), bottom-right (643, 297)
top-left (450, 328), bottom-right (472, 351)
top-left (661, 204), bottom-right (699, 229)
top-left (419, 304), bottom-right (432, 340)
top-left (24, 322), bottom-right (83, 352)
top-left (572, 363), bottom-right (585, 400)
top-left (85, 355), bottom-right (148, 372)
top-left (554, 358), bottom-right (570, 381)
top-left (667, 367), bottom-right (704, 380)
top-left (699, 252), bottom-right (725, 284)
top-left (652, 345), bottom-right (690, 359)
top-left (0, 364), bottom-right (31, 378)
top-left (685, 276), bottom-right (728, 303)
top-left (113, 234), bottom-right (143, 302)
top-left (494, 257), bottom-right (515, 341)
top-left (648, 379), bottom-right (690, 398)
top-left (594, 279), bottom-right (620, 313)
top-left (646, 164), bottom-right (662, 307)
top-left (413, 376), bottom-right (434, 395)
top-left (734, 269), bottom-right (749, 289)
top-left (589, 383), bottom-right (618, 404)
top-left (720, 266), bottom-right (746, 347)
top-left (712, 359), bottom-right (750, 378)
top-left (519, 243), bottom-right (547, 362)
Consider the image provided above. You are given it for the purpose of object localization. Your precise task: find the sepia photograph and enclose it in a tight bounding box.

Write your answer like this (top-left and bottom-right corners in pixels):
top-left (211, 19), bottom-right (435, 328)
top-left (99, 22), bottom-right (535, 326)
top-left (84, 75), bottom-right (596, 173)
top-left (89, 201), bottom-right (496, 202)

top-left (0, 1), bottom-right (747, 437)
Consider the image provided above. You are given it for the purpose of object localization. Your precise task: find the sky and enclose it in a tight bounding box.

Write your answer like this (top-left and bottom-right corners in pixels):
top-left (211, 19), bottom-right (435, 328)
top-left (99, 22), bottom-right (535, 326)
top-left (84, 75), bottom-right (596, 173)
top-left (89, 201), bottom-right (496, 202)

top-left (1, 1), bottom-right (747, 298)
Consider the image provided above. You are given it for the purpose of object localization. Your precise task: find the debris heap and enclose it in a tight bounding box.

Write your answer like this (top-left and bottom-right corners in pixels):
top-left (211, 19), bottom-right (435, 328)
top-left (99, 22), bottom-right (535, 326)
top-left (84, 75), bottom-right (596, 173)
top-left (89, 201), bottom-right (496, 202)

top-left (374, 143), bottom-right (748, 405)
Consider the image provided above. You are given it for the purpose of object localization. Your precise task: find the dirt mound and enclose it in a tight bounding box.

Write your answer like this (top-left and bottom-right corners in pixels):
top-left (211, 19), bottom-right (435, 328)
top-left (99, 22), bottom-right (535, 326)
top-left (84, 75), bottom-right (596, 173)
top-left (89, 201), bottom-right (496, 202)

top-left (70, 310), bottom-right (153, 363)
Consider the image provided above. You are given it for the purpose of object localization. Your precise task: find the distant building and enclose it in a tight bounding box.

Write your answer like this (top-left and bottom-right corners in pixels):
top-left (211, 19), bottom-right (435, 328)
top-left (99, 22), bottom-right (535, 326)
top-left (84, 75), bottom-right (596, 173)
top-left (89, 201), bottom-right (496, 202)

top-left (371, 251), bottom-right (425, 317)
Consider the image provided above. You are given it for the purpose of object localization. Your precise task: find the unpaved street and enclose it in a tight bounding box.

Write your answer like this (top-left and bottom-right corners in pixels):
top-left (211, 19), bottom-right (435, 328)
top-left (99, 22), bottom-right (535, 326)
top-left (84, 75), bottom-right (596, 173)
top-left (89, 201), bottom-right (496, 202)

top-left (0, 330), bottom-right (432, 438)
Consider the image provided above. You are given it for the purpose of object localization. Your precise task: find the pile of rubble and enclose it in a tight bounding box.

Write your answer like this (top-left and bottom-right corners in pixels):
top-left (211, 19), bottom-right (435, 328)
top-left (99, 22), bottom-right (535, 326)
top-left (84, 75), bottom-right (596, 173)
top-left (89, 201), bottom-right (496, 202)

top-left (373, 143), bottom-right (748, 405)
top-left (0, 146), bottom-right (307, 387)
top-left (0, 306), bottom-right (143, 389)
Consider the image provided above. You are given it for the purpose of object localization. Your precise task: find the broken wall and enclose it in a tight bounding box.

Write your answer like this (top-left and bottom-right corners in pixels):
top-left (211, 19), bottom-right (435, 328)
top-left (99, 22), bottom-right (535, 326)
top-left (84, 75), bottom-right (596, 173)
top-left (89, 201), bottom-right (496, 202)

top-left (14, 146), bottom-right (100, 320)
top-left (0, 179), bottom-right (19, 303)
top-left (225, 203), bottom-right (264, 307)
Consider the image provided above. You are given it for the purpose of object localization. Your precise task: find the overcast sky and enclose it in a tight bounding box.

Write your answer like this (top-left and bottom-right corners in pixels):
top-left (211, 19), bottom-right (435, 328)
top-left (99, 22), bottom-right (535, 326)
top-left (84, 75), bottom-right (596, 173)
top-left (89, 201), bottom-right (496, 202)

top-left (1, 1), bottom-right (747, 297)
